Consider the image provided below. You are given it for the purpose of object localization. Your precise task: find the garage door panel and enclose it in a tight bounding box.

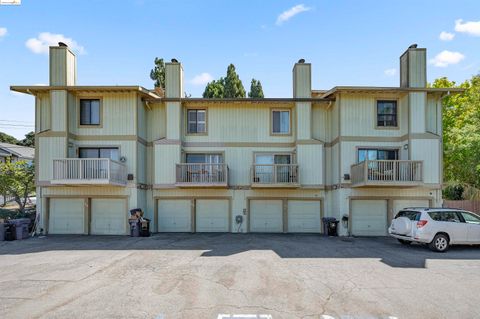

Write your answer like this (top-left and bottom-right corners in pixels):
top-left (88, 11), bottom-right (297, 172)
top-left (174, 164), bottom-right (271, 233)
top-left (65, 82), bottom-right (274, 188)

top-left (352, 200), bottom-right (387, 236)
top-left (250, 200), bottom-right (283, 233)
top-left (196, 199), bottom-right (229, 232)
top-left (393, 199), bottom-right (430, 217)
top-left (91, 199), bottom-right (127, 235)
top-left (49, 198), bottom-right (85, 234)
top-left (288, 200), bottom-right (321, 233)
top-left (158, 199), bottom-right (192, 232)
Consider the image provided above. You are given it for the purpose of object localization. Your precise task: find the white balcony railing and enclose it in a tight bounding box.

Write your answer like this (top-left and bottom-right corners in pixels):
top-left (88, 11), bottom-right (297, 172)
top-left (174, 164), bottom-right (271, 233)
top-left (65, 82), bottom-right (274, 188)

top-left (175, 163), bottom-right (228, 186)
top-left (52, 158), bottom-right (127, 186)
top-left (351, 160), bottom-right (423, 187)
top-left (251, 164), bottom-right (299, 186)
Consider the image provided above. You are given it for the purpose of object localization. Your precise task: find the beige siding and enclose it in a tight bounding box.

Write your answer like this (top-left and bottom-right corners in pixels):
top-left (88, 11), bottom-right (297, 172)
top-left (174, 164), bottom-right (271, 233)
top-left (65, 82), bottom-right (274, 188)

top-left (49, 48), bottom-right (66, 86)
top-left (341, 93), bottom-right (406, 137)
top-left (426, 95), bottom-right (441, 135)
top-left (137, 143), bottom-right (147, 184)
top-left (50, 90), bottom-right (67, 132)
top-left (312, 105), bottom-right (328, 141)
top-left (330, 100), bottom-right (339, 139)
top-left (66, 50), bottom-right (76, 86)
top-left (37, 93), bottom-right (51, 132)
top-left (155, 144), bottom-right (181, 184)
top-left (296, 144), bottom-right (323, 185)
top-left (69, 92), bottom-right (137, 136)
top-left (408, 50), bottom-right (426, 88)
top-left (296, 102), bottom-right (311, 140)
top-left (166, 102), bottom-right (181, 140)
top-left (183, 103), bottom-right (295, 143)
top-left (409, 92), bottom-right (426, 133)
top-left (400, 52), bottom-right (408, 87)
top-left (38, 136), bottom-right (67, 180)
top-left (165, 63), bottom-right (183, 98)
top-left (147, 103), bottom-right (166, 141)
top-left (137, 97), bottom-right (147, 140)
top-left (410, 139), bottom-right (440, 184)
top-left (293, 63), bottom-right (311, 98)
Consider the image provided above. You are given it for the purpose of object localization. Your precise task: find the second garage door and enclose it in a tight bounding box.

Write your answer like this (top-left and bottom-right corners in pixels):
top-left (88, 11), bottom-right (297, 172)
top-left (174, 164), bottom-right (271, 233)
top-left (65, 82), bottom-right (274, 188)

top-left (250, 200), bottom-right (283, 233)
top-left (393, 199), bottom-right (430, 218)
top-left (91, 198), bottom-right (127, 235)
top-left (288, 200), bottom-right (321, 233)
top-left (49, 198), bottom-right (86, 234)
top-left (351, 199), bottom-right (388, 236)
top-left (196, 199), bottom-right (229, 232)
top-left (157, 199), bottom-right (192, 232)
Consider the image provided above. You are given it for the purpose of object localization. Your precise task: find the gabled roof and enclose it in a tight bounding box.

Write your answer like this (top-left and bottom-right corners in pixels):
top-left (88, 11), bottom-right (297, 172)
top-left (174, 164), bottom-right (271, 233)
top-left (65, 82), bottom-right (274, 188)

top-left (0, 142), bottom-right (34, 160)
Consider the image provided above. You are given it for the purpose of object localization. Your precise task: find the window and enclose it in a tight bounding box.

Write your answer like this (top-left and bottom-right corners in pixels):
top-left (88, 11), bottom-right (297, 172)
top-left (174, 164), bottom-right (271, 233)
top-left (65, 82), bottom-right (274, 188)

top-left (185, 153), bottom-right (223, 164)
top-left (272, 110), bottom-right (290, 134)
top-left (80, 99), bottom-right (101, 125)
top-left (395, 211), bottom-right (420, 221)
top-left (377, 100), bottom-right (397, 127)
top-left (79, 148), bottom-right (119, 161)
top-left (460, 212), bottom-right (480, 224)
top-left (187, 109), bottom-right (206, 134)
top-left (358, 148), bottom-right (398, 163)
top-left (254, 154), bottom-right (293, 183)
top-left (428, 211), bottom-right (462, 223)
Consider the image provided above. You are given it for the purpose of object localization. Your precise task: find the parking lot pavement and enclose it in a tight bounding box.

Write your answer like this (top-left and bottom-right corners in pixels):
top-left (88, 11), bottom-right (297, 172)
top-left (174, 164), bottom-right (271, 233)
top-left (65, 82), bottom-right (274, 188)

top-left (1, 234), bottom-right (479, 319)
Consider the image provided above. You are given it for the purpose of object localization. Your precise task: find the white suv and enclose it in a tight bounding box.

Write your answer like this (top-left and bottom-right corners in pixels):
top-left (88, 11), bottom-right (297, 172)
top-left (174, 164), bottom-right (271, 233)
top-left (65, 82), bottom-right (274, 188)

top-left (388, 207), bottom-right (480, 252)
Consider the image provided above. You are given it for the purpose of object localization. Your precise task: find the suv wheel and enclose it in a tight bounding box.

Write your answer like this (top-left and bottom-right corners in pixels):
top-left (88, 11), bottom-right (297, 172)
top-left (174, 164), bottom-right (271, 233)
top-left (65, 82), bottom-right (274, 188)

top-left (398, 239), bottom-right (411, 245)
top-left (429, 234), bottom-right (449, 252)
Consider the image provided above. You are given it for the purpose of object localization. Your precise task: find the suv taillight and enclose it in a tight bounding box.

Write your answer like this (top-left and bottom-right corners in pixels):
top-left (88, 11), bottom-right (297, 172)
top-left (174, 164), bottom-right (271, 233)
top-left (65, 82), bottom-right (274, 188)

top-left (417, 220), bottom-right (428, 228)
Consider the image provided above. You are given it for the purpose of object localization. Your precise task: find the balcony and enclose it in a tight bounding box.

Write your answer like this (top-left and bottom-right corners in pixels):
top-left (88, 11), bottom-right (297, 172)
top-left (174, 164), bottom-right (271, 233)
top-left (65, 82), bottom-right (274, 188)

top-left (350, 160), bottom-right (423, 187)
top-left (251, 164), bottom-right (299, 188)
top-left (52, 158), bottom-right (127, 186)
top-left (175, 163), bottom-right (228, 187)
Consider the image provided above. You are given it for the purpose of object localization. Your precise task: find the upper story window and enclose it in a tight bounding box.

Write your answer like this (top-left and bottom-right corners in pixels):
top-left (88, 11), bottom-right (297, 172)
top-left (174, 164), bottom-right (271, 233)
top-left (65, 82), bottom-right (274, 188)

top-left (377, 100), bottom-right (397, 127)
top-left (80, 99), bottom-right (101, 126)
top-left (185, 153), bottom-right (223, 164)
top-left (79, 147), bottom-right (119, 161)
top-left (358, 148), bottom-right (398, 163)
top-left (187, 109), bottom-right (206, 134)
top-left (271, 110), bottom-right (290, 134)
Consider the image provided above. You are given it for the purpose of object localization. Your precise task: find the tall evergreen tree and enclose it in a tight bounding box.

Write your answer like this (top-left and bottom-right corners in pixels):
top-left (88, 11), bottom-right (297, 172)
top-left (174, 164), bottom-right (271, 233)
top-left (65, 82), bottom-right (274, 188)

top-left (248, 79), bottom-right (264, 98)
top-left (203, 78), bottom-right (225, 98)
top-left (224, 64), bottom-right (246, 98)
top-left (150, 57), bottom-right (166, 89)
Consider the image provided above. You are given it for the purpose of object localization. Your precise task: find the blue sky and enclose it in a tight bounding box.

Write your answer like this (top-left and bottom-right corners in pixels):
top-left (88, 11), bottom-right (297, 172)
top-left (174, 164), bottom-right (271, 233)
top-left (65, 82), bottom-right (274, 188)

top-left (0, 0), bottom-right (479, 139)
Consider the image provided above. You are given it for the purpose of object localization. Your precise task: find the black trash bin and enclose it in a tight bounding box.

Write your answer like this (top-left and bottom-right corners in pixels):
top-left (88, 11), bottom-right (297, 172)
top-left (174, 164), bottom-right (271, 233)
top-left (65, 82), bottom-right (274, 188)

top-left (322, 217), bottom-right (339, 236)
top-left (139, 218), bottom-right (150, 237)
top-left (4, 223), bottom-right (15, 241)
top-left (129, 219), bottom-right (140, 237)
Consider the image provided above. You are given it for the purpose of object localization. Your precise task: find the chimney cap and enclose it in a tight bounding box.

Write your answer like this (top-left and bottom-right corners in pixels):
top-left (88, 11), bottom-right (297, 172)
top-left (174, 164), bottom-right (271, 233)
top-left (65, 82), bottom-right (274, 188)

top-left (409, 43), bottom-right (418, 49)
top-left (58, 42), bottom-right (68, 47)
top-left (171, 58), bottom-right (179, 63)
top-left (298, 58), bottom-right (305, 63)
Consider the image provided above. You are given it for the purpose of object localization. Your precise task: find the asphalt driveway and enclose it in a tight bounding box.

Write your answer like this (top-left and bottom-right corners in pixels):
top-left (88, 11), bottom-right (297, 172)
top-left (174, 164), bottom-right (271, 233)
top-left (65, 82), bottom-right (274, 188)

top-left (1, 234), bottom-right (479, 319)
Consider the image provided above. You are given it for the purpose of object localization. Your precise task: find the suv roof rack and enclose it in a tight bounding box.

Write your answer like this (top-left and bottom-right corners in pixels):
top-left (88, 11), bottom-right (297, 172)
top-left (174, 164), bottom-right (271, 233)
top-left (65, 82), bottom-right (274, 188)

top-left (402, 207), bottom-right (464, 211)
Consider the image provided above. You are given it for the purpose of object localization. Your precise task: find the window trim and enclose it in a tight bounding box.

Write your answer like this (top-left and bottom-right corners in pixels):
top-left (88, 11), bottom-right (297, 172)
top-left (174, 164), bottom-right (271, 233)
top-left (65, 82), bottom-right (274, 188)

top-left (270, 108), bottom-right (292, 136)
top-left (253, 152), bottom-right (295, 164)
top-left (77, 146), bottom-right (121, 161)
top-left (78, 97), bottom-right (103, 128)
top-left (184, 152), bottom-right (224, 164)
top-left (375, 99), bottom-right (399, 130)
top-left (185, 107), bottom-right (208, 135)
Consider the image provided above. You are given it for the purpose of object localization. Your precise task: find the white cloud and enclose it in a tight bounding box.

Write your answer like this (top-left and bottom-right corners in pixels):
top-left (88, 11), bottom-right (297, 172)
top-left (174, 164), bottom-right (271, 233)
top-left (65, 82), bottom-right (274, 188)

top-left (276, 4), bottom-right (311, 26)
top-left (439, 31), bottom-right (455, 41)
top-left (384, 68), bottom-right (397, 76)
top-left (190, 72), bottom-right (213, 86)
top-left (455, 19), bottom-right (480, 36)
top-left (429, 50), bottom-right (465, 67)
top-left (0, 27), bottom-right (7, 37)
top-left (25, 32), bottom-right (85, 54)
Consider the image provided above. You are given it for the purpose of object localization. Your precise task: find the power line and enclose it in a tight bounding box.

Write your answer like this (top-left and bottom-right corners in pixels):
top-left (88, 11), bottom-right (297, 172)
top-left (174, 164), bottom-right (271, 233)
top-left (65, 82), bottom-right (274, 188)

top-left (0, 119), bottom-right (34, 124)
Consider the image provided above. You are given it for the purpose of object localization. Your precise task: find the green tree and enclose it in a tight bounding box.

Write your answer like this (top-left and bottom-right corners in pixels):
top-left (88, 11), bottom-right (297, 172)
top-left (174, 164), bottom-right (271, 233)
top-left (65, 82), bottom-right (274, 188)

top-left (432, 75), bottom-right (480, 188)
top-left (203, 78), bottom-right (225, 98)
top-left (248, 79), bottom-right (264, 98)
top-left (18, 131), bottom-right (35, 147)
top-left (224, 64), bottom-right (246, 98)
top-left (203, 64), bottom-right (246, 98)
top-left (150, 57), bottom-right (166, 89)
top-left (0, 160), bottom-right (35, 213)
top-left (0, 132), bottom-right (18, 144)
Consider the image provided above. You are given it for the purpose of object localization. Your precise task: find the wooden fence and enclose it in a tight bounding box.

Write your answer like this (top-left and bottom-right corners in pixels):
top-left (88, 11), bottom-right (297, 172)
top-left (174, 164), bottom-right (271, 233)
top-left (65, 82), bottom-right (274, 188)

top-left (443, 200), bottom-right (480, 214)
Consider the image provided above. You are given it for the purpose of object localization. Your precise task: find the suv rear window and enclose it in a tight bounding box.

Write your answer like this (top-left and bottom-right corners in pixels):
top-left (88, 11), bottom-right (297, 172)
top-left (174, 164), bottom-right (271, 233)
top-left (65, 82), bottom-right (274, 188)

top-left (395, 210), bottom-right (420, 221)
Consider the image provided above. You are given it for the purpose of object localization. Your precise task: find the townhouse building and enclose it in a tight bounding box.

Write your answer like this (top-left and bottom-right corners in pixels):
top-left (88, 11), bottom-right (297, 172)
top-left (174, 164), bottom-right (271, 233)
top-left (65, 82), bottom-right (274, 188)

top-left (11, 43), bottom-right (460, 236)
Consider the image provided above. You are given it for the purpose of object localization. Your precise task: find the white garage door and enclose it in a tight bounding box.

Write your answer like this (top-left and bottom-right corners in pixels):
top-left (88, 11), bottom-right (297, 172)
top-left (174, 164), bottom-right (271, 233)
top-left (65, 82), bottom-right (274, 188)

top-left (196, 199), bottom-right (229, 232)
top-left (49, 198), bottom-right (86, 234)
top-left (250, 200), bottom-right (283, 233)
top-left (158, 199), bottom-right (192, 232)
top-left (91, 198), bottom-right (127, 235)
top-left (351, 200), bottom-right (388, 236)
top-left (393, 199), bottom-right (430, 218)
top-left (288, 200), bottom-right (321, 233)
